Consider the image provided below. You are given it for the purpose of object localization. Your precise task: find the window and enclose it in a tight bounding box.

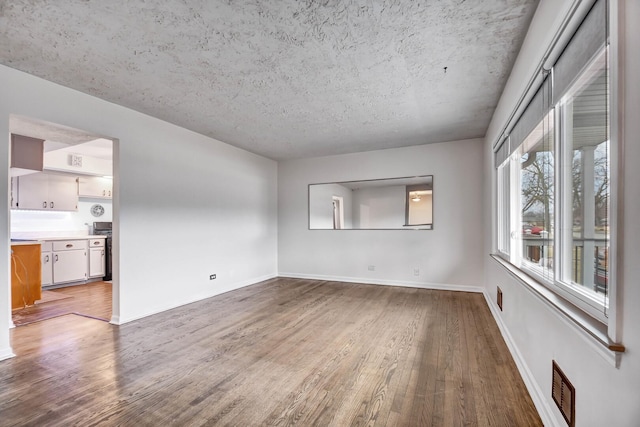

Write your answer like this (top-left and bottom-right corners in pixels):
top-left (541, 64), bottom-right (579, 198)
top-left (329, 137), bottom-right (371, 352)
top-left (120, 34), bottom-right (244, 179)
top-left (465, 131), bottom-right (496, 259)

top-left (557, 48), bottom-right (610, 311)
top-left (517, 111), bottom-right (555, 283)
top-left (494, 0), bottom-right (611, 322)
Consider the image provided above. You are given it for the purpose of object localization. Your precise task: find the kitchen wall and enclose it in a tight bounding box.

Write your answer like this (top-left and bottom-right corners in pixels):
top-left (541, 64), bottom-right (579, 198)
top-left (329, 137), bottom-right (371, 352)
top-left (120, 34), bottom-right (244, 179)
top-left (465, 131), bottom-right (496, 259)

top-left (482, 0), bottom-right (640, 425)
top-left (0, 64), bottom-right (278, 360)
top-left (11, 199), bottom-right (114, 237)
top-left (278, 139), bottom-right (484, 290)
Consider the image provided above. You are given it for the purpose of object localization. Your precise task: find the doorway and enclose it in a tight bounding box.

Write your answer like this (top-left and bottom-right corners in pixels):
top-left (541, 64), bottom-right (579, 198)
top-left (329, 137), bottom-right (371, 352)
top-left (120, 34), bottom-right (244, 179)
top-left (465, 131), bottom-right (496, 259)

top-left (8, 115), bottom-right (118, 327)
top-left (332, 196), bottom-right (344, 230)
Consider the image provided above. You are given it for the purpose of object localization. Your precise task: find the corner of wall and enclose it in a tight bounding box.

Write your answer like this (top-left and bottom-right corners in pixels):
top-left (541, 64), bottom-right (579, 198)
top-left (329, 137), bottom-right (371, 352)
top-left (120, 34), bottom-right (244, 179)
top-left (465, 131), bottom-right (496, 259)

top-left (0, 347), bottom-right (16, 362)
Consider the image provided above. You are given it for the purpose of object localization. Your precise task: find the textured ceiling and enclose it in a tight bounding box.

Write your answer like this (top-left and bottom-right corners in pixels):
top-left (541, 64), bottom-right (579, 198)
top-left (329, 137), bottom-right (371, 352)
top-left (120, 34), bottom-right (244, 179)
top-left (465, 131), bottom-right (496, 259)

top-left (0, 0), bottom-right (538, 160)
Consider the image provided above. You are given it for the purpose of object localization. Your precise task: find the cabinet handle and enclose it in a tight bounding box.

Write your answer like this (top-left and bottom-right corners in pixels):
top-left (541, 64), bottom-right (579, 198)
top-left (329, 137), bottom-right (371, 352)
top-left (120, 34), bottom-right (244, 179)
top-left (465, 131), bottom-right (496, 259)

top-left (101, 250), bottom-right (105, 255)
top-left (108, 191), bottom-right (111, 196)
top-left (93, 241), bottom-right (99, 245)
top-left (55, 254), bottom-right (58, 262)
top-left (66, 244), bottom-right (73, 248)
top-left (50, 201), bottom-right (54, 208)
top-left (103, 190), bottom-right (106, 196)
top-left (43, 201), bottom-right (47, 208)
top-left (45, 255), bottom-right (49, 262)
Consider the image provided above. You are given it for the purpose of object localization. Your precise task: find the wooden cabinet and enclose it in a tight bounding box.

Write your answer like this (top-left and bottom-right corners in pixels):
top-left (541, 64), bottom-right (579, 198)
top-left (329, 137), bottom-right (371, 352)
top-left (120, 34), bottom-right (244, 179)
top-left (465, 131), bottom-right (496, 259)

top-left (14, 172), bottom-right (78, 211)
top-left (89, 239), bottom-right (106, 278)
top-left (52, 240), bottom-right (87, 284)
top-left (78, 176), bottom-right (112, 199)
top-left (11, 243), bottom-right (42, 309)
top-left (41, 241), bottom-right (53, 287)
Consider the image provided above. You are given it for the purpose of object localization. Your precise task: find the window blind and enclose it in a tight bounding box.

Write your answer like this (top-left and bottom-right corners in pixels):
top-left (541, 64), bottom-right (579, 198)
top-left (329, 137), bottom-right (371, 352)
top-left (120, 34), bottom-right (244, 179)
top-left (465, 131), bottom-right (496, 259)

top-left (552, 0), bottom-right (607, 104)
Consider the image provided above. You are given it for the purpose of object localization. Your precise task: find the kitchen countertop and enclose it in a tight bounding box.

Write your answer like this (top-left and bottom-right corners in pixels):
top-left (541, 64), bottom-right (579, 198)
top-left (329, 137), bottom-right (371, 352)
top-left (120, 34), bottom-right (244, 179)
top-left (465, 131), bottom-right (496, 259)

top-left (11, 235), bottom-right (107, 242)
top-left (10, 240), bottom-right (42, 246)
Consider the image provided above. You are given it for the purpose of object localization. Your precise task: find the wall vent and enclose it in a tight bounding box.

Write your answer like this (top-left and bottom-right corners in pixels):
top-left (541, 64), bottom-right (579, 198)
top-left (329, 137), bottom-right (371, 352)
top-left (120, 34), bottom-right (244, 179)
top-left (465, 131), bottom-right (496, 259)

top-left (497, 286), bottom-right (503, 311)
top-left (552, 361), bottom-right (575, 426)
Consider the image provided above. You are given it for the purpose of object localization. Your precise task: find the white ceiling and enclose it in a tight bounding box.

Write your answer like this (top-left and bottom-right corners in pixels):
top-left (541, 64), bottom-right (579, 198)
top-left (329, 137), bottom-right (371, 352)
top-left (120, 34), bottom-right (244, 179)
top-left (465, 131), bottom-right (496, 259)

top-left (0, 0), bottom-right (538, 160)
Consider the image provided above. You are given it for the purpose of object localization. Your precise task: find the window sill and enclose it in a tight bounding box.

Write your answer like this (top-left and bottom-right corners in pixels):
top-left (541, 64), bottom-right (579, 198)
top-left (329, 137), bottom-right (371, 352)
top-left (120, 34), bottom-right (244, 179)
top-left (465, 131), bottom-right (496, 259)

top-left (490, 254), bottom-right (624, 367)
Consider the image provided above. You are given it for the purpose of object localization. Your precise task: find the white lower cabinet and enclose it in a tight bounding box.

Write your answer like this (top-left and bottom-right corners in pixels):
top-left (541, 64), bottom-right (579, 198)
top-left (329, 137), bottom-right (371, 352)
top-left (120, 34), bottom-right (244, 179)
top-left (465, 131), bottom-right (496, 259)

top-left (52, 240), bottom-right (87, 284)
top-left (41, 242), bottom-right (53, 287)
top-left (38, 238), bottom-right (107, 287)
top-left (89, 239), bottom-right (106, 278)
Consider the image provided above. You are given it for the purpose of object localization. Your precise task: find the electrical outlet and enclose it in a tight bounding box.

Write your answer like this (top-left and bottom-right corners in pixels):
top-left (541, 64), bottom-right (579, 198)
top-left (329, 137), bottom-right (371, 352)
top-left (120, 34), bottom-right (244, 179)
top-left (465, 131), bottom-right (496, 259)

top-left (413, 268), bottom-right (420, 276)
top-left (209, 274), bottom-right (216, 280)
top-left (368, 265), bottom-right (375, 271)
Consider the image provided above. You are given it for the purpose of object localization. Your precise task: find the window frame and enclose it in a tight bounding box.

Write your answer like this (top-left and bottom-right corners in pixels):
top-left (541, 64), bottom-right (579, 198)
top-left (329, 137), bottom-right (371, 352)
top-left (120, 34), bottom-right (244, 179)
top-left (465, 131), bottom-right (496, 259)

top-left (493, 0), bottom-right (616, 327)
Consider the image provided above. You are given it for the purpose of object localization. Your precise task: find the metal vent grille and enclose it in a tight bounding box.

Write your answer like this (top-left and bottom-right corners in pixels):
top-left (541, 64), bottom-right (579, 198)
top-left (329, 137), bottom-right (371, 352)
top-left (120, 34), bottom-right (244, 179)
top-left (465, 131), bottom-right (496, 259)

top-left (552, 361), bottom-right (575, 426)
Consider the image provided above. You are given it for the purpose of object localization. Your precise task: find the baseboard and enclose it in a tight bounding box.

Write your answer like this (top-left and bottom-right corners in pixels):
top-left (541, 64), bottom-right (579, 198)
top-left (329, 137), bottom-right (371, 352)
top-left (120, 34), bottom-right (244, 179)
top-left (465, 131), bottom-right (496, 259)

top-left (482, 291), bottom-right (559, 427)
top-left (114, 273), bottom-right (278, 325)
top-left (278, 272), bottom-right (484, 293)
top-left (0, 347), bottom-right (16, 362)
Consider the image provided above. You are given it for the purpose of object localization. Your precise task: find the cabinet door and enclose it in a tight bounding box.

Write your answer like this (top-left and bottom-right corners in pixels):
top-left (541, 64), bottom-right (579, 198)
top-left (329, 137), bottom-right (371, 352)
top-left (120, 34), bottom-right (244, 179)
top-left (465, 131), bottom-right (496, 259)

top-left (53, 250), bottom-right (87, 284)
top-left (11, 177), bottom-right (18, 209)
top-left (11, 244), bottom-right (42, 309)
top-left (41, 251), bottom-right (53, 286)
top-left (47, 174), bottom-right (78, 211)
top-left (16, 173), bottom-right (49, 210)
top-left (89, 247), bottom-right (105, 278)
top-left (78, 176), bottom-right (112, 199)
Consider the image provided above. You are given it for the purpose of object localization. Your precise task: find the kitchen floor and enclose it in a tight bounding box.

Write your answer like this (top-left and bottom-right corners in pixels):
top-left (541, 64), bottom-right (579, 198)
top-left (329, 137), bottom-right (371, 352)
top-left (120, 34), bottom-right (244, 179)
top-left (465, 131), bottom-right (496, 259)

top-left (11, 281), bottom-right (112, 326)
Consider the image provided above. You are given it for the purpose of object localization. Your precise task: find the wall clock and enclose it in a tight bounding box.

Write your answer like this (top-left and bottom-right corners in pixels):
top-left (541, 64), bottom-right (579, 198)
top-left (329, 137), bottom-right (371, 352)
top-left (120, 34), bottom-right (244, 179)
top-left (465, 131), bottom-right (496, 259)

top-left (91, 204), bottom-right (105, 217)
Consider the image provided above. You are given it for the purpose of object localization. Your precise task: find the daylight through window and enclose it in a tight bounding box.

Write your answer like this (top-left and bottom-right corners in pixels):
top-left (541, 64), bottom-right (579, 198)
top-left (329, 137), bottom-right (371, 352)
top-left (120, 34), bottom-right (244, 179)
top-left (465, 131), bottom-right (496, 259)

top-left (494, 0), bottom-right (611, 322)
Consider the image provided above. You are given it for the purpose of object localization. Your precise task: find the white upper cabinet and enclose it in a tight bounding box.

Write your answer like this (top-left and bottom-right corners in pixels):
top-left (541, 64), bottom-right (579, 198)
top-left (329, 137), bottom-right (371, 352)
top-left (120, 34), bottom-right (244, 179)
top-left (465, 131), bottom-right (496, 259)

top-left (47, 174), bottom-right (79, 211)
top-left (14, 172), bottom-right (78, 211)
top-left (78, 176), bottom-right (112, 199)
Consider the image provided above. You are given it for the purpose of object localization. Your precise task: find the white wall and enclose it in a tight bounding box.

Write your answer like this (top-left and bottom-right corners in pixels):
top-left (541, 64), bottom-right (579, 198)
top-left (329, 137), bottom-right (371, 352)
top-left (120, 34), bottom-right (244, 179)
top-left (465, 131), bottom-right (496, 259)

top-left (483, 0), bottom-right (640, 425)
top-left (309, 183), bottom-right (353, 229)
top-left (0, 64), bottom-right (278, 359)
top-left (278, 139), bottom-right (484, 290)
top-left (352, 185), bottom-right (405, 229)
top-left (44, 151), bottom-right (112, 176)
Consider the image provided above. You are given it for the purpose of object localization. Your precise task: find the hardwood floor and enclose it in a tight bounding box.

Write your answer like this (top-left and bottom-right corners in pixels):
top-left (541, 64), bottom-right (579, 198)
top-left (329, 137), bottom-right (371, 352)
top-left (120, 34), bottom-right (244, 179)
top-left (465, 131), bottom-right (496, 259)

top-left (1, 278), bottom-right (542, 426)
top-left (11, 281), bottom-right (112, 326)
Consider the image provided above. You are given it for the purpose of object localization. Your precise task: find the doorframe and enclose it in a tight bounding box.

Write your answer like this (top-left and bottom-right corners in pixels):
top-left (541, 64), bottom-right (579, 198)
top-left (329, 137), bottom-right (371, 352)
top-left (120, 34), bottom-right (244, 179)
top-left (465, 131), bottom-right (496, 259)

top-left (5, 118), bottom-right (120, 332)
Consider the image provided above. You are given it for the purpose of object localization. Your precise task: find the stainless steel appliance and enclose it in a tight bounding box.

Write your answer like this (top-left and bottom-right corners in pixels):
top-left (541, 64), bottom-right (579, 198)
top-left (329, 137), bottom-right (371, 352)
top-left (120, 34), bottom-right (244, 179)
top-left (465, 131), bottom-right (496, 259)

top-left (93, 221), bottom-right (112, 281)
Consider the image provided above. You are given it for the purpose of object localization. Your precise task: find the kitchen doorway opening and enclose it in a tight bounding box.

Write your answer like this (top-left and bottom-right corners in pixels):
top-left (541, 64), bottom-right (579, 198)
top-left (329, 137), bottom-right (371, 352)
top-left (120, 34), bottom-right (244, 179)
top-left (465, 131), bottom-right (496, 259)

top-left (7, 114), bottom-right (119, 329)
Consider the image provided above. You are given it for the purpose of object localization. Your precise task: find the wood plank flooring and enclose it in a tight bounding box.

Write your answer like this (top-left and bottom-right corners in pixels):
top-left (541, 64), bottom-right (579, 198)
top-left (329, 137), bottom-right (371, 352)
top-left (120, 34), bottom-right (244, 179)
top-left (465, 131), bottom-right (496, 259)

top-left (1, 278), bottom-right (542, 426)
top-left (11, 281), bottom-right (112, 326)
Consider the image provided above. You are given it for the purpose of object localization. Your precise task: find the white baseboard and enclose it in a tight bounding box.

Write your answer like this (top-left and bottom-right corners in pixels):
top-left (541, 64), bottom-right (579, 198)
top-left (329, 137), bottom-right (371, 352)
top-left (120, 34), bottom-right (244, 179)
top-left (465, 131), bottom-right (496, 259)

top-left (114, 273), bottom-right (278, 325)
top-left (278, 272), bottom-right (484, 293)
top-left (482, 291), bottom-right (559, 427)
top-left (0, 347), bottom-right (16, 362)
